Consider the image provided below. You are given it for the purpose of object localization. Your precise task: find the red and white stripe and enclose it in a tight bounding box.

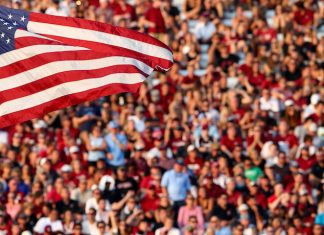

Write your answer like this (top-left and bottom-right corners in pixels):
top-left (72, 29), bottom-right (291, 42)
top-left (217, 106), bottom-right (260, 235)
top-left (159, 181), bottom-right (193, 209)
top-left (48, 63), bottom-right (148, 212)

top-left (0, 13), bottom-right (173, 128)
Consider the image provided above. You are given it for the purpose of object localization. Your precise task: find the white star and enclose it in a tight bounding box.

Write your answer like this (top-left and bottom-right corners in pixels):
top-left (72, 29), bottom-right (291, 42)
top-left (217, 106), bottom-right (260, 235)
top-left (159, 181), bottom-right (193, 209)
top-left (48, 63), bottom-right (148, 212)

top-left (20, 16), bottom-right (26, 22)
top-left (3, 22), bottom-right (8, 26)
top-left (8, 14), bottom-right (13, 19)
top-left (0, 33), bottom-right (4, 38)
top-left (6, 38), bottom-right (10, 44)
top-left (13, 21), bottom-right (17, 26)
top-left (7, 26), bottom-right (13, 30)
top-left (0, 19), bottom-right (4, 22)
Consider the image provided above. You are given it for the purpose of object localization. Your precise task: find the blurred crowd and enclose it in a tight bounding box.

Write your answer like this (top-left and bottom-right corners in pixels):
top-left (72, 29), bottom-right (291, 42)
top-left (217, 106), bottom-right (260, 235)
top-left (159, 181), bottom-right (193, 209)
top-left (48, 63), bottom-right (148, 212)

top-left (0, 0), bottom-right (324, 234)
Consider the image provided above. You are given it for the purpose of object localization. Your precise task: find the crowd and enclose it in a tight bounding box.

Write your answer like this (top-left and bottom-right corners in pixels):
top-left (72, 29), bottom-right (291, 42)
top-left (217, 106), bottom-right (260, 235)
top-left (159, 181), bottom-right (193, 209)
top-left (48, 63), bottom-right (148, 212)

top-left (0, 0), bottom-right (324, 234)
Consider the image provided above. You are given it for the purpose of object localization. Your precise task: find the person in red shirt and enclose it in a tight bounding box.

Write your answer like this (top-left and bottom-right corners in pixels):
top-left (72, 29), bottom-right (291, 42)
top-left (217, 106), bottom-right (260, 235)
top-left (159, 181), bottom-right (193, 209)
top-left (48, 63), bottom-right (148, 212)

top-left (140, 185), bottom-right (159, 213)
top-left (309, 101), bottom-right (324, 125)
top-left (247, 182), bottom-right (267, 210)
top-left (49, 150), bottom-right (64, 172)
top-left (180, 65), bottom-right (199, 90)
top-left (184, 145), bottom-right (203, 176)
top-left (297, 147), bottom-right (316, 174)
top-left (274, 120), bottom-right (299, 157)
top-left (254, 20), bottom-right (277, 45)
top-left (128, 145), bottom-right (148, 177)
top-left (0, 211), bottom-right (11, 234)
top-left (143, 0), bottom-right (166, 35)
top-left (203, 175), bottom-right (225, 199)
top-left (247, 126), bottom-right (267, 153)
top-left (268, 183), bottom-right (290, 212)
top-left (220, 125), bottom-right (243, 158)
top-left (293, 2), bottom-right (314, 26)
top-left (225, 179), bottom-right (242, 207)
top-left (113, 0), bottom-right (137, 27)
top-left (248, 60), bottom-right (265, 87)
top-left (238, 53), bottom-right (253, 78)
top-left (132, 220), bottom-right (154, 235)
top-left (140, 167), bottom-right (161, 190)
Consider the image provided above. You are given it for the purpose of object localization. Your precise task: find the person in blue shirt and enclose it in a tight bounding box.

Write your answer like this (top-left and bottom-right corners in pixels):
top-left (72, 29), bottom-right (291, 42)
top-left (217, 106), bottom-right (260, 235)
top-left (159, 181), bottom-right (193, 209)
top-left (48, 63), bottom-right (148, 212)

top-left (105, 121), bottom-right (127, 168)
top-left (161, 158), bottom-right (191, 221)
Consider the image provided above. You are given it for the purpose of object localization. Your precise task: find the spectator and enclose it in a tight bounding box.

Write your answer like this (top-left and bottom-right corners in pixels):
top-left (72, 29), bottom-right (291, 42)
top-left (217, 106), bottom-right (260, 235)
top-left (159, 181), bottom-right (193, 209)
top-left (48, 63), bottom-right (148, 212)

top-left (155, 217), bottom-right (180, 235)
top-left (161, 158), bottom-right (191, 213)
top-left (105, 121), bottom-right (127, 168)
top-left (82, 208), bottom-right (98, 235)
top-left (33, 208), bottom-right (63, 234)
top-left (0, 0), bottom-right (323, 234)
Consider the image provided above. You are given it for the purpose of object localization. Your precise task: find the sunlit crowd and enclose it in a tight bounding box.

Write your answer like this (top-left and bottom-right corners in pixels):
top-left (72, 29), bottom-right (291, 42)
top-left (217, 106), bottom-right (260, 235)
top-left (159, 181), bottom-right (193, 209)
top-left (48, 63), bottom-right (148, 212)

top-left (0, 0), bottom-right (323, 234)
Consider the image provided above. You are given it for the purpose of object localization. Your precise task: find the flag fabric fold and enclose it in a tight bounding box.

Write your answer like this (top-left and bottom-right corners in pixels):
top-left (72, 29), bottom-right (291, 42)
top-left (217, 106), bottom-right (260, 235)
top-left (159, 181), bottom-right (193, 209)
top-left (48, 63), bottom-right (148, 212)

top-left (0, 6), bottom-right (173, 128)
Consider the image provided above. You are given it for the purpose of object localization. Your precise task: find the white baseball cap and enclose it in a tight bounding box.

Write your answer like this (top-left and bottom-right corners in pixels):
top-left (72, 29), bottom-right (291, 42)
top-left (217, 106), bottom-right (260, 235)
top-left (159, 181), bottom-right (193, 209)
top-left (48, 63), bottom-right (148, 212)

top-left (61, 164), bottom-right (72, 173)
top-left (187, 145), bottom-right (195, 152)
top-left (69, 146), bottom-right (79, 154)
top-left (238, 204), bottom-right (249, 212)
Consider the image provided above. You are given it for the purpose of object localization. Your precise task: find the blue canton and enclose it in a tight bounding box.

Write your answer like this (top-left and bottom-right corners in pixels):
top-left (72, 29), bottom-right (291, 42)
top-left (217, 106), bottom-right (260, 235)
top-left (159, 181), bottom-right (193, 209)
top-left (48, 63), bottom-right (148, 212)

top-left (0, 6), bottom-right (29, 54)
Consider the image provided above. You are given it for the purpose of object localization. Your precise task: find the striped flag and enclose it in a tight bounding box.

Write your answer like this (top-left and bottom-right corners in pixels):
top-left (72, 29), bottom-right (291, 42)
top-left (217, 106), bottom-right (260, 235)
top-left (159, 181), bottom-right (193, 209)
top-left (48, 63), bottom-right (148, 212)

top-left (0, 6), bottom-right (173, 128)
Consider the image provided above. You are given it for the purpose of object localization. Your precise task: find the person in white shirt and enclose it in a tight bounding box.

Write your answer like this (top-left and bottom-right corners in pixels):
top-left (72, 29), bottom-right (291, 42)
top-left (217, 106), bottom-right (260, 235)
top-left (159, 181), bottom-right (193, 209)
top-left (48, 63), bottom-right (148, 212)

top-left (59, 0), bottom-right (75, 16)
top-left (45, 0), bottom-right (68, 16)
top-left (194, 12), bottom-right (216, 44)
top-left (34, 208), bottom-right (64, 233)
top-left (259, 89), bottom-right (280, 115)
top-left (82, 208), bottom-right (99, 235)
top-left (71, 176), bottom-right (92, 209)
top-left (155, 217), bottom-right (180, 235)
top-left (97, 221), bottom-right (110, 235)
top-left (85, 185), bottom-right (111, 214)
top-left (95, 198), bottom-right (110, 222)
top-left (128, 106), bottom-right (146, 133)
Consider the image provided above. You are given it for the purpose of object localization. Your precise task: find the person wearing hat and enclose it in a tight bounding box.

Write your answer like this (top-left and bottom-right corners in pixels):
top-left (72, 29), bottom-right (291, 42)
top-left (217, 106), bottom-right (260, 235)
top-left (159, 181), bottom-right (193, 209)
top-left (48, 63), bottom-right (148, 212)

top-left (283, 99), bottom-right (301, 129)
top-left (105, 121), bottom-right (127, 168)
top-left (167, 125), bottom-right (187, 157)
top-left (129, 143), bottom-right (148, 176)
top-left (184, 145), bottom-right (203, 176)
top-left (161, 157), bottom-right (191, 218)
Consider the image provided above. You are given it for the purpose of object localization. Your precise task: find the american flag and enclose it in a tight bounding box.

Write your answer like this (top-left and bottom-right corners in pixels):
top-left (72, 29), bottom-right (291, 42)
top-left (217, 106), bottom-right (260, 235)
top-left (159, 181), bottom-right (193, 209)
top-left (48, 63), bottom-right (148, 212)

top-left (0, 6), bottom-right (173, 128)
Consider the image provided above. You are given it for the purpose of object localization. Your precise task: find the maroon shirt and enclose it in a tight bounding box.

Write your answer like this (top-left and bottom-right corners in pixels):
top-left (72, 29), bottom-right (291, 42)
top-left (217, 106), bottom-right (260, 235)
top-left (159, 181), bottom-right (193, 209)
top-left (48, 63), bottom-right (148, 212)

top-left (145, 6), bottom-right (166, 34)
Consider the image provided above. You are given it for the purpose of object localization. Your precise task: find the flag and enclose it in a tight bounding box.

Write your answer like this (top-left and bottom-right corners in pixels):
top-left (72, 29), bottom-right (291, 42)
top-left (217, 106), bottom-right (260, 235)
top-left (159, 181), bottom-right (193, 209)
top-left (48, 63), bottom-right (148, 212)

top-left (0, 6), bottom-right (173, 128)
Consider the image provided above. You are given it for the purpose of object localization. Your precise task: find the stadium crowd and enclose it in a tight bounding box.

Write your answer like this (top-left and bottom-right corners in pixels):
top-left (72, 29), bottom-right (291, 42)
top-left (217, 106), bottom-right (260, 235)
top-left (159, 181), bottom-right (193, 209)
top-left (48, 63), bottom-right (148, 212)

top-left (0, 0), bottom-right (323, 234)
